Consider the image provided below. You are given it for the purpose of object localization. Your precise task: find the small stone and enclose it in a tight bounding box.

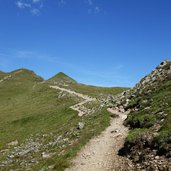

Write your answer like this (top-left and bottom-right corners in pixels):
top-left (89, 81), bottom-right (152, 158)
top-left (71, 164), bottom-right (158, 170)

top-left (8, 154), bottom-right (15, 159)
top-left (77, 122), bottom-right (84, 129)
top-left (2, 160), bottom-right (8, 165)
top-left (42, 152), bottom-right (54, 159)
top-left (39, 168), bottom-right (45, 171)
top-left (8, 140), bottom-right (18, 146)
top-left (48, 165), bottom-right (55, 169)
top-left (155, 156), bottom-right (160, 160)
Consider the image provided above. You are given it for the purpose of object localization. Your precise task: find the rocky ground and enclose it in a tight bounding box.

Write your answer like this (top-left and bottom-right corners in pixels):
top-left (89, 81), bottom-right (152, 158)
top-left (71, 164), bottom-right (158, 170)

top-left (0, 128), bottom-right (82, 170)
top-left (107, 60), bottom-right (171, 113)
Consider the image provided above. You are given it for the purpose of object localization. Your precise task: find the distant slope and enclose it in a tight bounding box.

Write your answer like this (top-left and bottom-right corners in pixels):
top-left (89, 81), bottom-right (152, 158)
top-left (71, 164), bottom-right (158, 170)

top-left (61, 83), bottom-right (129, 98)
top-left (47, 72), bottom-right (129, 98)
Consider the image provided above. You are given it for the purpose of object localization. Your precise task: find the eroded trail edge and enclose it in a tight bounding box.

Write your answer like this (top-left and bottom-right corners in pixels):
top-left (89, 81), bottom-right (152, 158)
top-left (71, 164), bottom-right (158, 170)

top-left (66, 108), bottom-right (134, 171)
top-left (50, 85), bottom-right (96, 116)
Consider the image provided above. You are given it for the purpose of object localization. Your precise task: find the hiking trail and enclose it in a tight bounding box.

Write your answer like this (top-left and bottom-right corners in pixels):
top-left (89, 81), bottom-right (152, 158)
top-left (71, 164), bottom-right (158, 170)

top-left (65, 108), bottom-right (134, 171)
top-left (50, 85), bottom-right (96, 116)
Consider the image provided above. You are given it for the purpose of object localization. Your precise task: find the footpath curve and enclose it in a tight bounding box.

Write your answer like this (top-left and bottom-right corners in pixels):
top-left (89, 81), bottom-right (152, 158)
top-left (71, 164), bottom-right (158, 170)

top-left (50, 85), bottom-right (96, 116)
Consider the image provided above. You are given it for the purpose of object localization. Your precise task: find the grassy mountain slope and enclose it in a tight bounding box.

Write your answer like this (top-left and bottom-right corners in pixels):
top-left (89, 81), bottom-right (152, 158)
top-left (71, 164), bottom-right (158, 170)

top-left (0, 69), bottom-right (126, 170)
top-left (116, 61), bottom-right (171, 170)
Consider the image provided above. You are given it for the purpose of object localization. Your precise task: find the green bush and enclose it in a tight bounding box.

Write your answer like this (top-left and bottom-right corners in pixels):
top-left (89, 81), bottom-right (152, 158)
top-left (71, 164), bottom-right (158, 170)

top-left (125, 113), bottom-right (157, 128)
top-left (126, 128), bottom-right (148, 142)
top-left (154, 130), bottom-right (171, 154)
top-left (125, 98), bottom-right (140, 110)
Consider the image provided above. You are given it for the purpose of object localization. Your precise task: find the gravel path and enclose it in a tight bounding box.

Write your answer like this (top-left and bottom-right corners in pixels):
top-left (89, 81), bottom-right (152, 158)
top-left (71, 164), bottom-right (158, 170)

top-left (0, 75), bottom-right (12, 83)
top-left (50, 85), bottom-right (96, 116)
top-left (65, 108), bottom-right (134, 171)
top-left (0, 70), bottom-right (24, 83)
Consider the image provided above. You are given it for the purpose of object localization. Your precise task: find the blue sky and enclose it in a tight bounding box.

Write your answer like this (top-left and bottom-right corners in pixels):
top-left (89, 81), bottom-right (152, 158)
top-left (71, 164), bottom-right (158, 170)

top-left (0, 0), bottom-right (171, 87)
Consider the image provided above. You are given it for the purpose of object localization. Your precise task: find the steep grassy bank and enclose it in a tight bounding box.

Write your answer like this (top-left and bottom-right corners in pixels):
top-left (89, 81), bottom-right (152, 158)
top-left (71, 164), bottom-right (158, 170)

top-left (114, 61), bottom-right (171, 170)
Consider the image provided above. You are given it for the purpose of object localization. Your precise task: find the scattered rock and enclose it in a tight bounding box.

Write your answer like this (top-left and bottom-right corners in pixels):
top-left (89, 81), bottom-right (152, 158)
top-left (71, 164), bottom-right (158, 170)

top-left (8, 140), bottom-right (18, 146)
top-left (77, 122), bottom-right (84, 129)
top-left (155, 156), bottom-right (160, 160)
top-left (48, 165), bottom-right (55, 169)
top-left (42, 152), bottom-right (55, 159)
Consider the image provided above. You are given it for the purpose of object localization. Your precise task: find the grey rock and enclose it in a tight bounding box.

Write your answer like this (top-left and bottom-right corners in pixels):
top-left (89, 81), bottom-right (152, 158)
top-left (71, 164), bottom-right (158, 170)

top-left (77, 122), bottom-right (84, 129)
top-left (8, 140), bottom-right (18, 146)
top-left (48, 165), bottom-right (55, 169)
top-left (152, 77), bottom-right (157, 82)
top-left (155, 156), bottom-right (160, 160)
top-left (42, 152), bottom-right (54, 159)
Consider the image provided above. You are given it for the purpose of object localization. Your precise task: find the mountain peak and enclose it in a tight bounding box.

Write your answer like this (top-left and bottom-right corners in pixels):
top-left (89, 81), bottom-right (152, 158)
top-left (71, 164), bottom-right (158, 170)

top-left (47, 72), bottom-right (77, 85)
top-left (56, 72), bottom-right (69, 77)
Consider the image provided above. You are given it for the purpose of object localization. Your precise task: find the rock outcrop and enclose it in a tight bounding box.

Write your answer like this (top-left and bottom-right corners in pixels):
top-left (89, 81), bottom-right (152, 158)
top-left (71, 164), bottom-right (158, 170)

top-left (110, 60), bottom-right (171, 113)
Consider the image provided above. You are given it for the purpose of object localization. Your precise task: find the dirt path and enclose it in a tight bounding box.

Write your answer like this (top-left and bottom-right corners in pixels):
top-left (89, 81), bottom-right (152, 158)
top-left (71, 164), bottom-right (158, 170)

top-left (0, 70), bottom-right (24, 83)
top-left (65, 108), bottom-right (134, 171)
top-left (0, 75), bottom-right (12, 83)
top-left (50, 85), bottom-right (96, 116)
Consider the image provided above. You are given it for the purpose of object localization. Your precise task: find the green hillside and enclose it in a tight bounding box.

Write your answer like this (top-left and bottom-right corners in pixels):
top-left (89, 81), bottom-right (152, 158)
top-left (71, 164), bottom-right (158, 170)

top-left (0, 68), bottom-right (126, 170)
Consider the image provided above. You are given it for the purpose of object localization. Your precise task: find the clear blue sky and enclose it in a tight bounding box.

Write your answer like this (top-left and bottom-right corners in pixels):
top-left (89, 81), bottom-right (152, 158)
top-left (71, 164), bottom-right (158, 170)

top-left (0, 0), bottom-right (170, 87)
